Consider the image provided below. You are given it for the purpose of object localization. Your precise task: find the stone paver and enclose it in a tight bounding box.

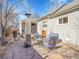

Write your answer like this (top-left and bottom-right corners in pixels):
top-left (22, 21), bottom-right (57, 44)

top-left (3, 38), bottom-right (43, 59)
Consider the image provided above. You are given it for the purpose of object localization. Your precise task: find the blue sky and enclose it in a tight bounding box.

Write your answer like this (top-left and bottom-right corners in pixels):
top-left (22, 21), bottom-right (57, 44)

top-left (27, 0), bottom-right (73, 16)
top-left (27, 0), bottom-right (51, 16)
top-left (13, 0), bottom-right (73, 19)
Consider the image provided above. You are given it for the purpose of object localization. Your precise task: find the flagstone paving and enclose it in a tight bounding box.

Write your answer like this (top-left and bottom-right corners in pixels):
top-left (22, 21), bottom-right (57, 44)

top-left (3, 38), bottom-right (43, 59)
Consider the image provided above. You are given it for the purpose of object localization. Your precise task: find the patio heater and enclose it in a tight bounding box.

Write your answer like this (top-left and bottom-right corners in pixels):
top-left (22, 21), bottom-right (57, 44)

top-left (24, 13), bottom-right (32, 48)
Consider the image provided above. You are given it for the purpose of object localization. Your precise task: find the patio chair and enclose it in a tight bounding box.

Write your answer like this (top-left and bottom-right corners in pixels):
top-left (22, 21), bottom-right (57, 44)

top-left (43, 33), bottom-right (59, 49)
top-left (34, 32), bottom-right (43, 44)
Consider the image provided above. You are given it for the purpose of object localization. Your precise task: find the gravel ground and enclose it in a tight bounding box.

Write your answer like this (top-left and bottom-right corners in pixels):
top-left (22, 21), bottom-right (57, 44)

top-left (33, 42), bottom-right (79, 59)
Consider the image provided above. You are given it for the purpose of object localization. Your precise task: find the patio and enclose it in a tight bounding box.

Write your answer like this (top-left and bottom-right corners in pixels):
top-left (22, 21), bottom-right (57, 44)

top-left (2, 37), bottom-right (43, 59)
top-left (33, 42), bottom-right (79, 59)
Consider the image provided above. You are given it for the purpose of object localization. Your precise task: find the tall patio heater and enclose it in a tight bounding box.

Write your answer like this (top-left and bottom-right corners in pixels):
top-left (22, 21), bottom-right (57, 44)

top-left (24, 13), bottom-right (31, 48)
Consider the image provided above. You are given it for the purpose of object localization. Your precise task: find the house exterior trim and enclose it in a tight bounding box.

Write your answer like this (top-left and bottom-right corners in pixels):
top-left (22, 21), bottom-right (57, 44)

top-left (38, 4), bottom-right (79, 22)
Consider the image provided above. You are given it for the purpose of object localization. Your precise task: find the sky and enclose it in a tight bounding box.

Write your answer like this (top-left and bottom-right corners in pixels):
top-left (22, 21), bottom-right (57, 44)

top-left (27, 0), bottom-right (73, 16)
top-left (12, 0), bottom-right (73, 19)
top-left (27, 0), bottom-right (51, 16)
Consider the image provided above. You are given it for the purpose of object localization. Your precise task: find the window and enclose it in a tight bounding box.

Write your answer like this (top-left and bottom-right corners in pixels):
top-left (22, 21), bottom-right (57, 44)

top-left (59, 18), bottom-right (62, 24)
top-left (63, 17), bottom-right (68, 23)
top-left (42, 21), bottom-right (47, 27)
top-left (59, 17), bottom-right (68, 24)
top-left (43, 24), bottom-right (47, 27)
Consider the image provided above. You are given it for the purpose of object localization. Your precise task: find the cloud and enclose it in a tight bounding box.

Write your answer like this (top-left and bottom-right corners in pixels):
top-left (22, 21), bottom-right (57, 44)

top-left (59, 0), bottom-right (68, 3)
top-left (18, 15), bottom-right (26, 20)
top-left (50, 0), bottom-right (68, 4)
top-left (50, 0), bottom-right (55, 2)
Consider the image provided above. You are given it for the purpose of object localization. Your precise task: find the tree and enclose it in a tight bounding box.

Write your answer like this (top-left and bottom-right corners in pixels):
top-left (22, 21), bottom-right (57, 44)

top-left (0, 0), bottom-right (29, 45)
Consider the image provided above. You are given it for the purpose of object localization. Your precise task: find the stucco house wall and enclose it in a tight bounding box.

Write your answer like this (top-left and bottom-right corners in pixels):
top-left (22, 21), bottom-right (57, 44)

top-left (37, 19), bottom-right (48, 35)
top-left (37, 10), bottom-right (79, 45)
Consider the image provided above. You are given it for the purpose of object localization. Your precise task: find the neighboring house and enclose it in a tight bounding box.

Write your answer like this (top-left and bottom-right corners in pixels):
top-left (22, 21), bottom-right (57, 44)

top-left (37, 0), bottom-right (79, 46)
top-left (19, 18), bottom-right (37, 35)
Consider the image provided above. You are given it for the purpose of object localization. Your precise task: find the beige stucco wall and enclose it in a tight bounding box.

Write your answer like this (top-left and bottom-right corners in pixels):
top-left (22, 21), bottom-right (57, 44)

top-left (37, 10), bottom-right (79, 45)
top-left (37, 19), bottom-right (49, 35)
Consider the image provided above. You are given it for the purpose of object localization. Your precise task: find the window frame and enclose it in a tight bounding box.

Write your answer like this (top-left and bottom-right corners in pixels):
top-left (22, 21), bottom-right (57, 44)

top-left (58, 16), bottom-right (68, 24)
